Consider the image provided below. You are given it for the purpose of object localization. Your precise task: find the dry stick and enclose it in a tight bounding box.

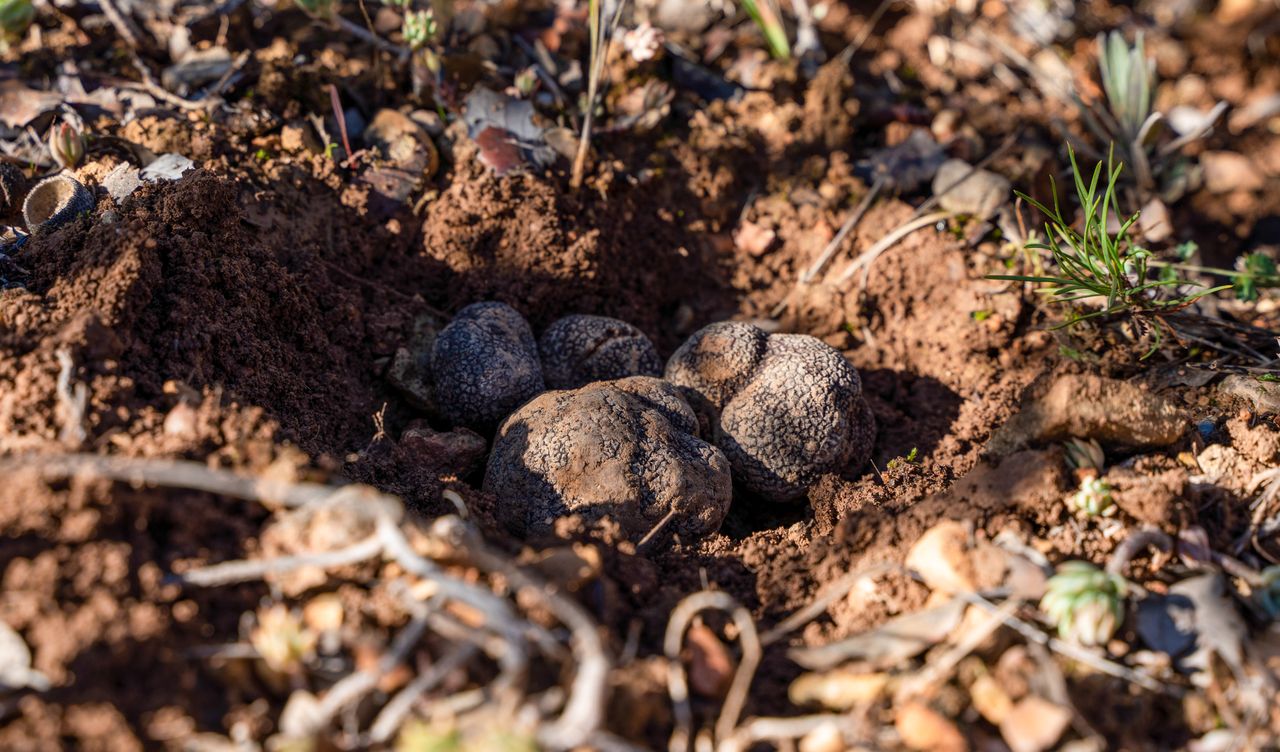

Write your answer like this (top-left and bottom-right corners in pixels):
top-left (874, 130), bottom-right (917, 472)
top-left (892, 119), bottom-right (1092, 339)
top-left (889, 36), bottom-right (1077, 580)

top-left (432, 517), bottom-right (609, 751)
top-left (332, 14), bottom-right (411, 60)
top-left (759, 562), bottom-right (895, 646)
top-left (832, 211), bottom-right (951, 287)
top-left (368, 642), bottom-right (480, 744)
top-left (893, 597), bottom-right (1021, 702)
top-left (179, 534), bottom-right (384, 587)
top-left (770, 177), bottom-right (884, 319)
top-left (54, 348), bottom-right (86, 448)
top-left (663, 591), bottom-right (762, 752)
top-left (957, 590), bottom-right (1177, 696)
top-left (1, 454), bottom-right (531, 673)
top-left (98, 0), bottom-right (147, 50)
top-left (722, 713), bottom-right (862, 752)
top-left (836, 0), bottom-right (894, 65)
top-left (570, 0), bottom-right (626, 189)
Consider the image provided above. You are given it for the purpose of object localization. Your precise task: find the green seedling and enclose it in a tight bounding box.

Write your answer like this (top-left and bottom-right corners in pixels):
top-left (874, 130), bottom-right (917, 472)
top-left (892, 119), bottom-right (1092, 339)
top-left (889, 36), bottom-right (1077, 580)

top-left (0, 0), bottom-right (33, 43)
top-left (989, 146), bottom-right (1229, 358)
top-left (295, 0), bottom-right (335, 19)
top-left (1069, 476), bottom-right (1116, 518)
top-left (402, 8), bottom-right (436, 50)
top-left (741, 0), bottom-right (790, 60)
top-left (48, 120), bottom-right (84, 170)
top-left (1041, 561), bottom-right (1127, 646)
top-left (1097, 31), bottom-right (1153, 147)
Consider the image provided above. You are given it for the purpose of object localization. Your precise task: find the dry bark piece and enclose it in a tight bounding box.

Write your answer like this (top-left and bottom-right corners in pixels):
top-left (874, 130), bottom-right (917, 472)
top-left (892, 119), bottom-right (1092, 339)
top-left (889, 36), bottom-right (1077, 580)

top-left (22, 174), bottom-right (95, 234)
top-left (430, 301), bottom-right (545, 429)
top-left (538, 314), bottom-right (662, 389)
top-left (483, 376), bottom-right (732, 539)
top-left (666, 321), bottom-right (875, 502)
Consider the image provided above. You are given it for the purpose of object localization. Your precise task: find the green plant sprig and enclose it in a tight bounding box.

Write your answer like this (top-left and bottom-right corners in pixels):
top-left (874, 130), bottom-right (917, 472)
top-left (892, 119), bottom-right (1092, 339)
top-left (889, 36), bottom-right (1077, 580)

top-left (741, 0), bottom-right (790, 60)
top-left (990, 147), bottom-right (1230, 358)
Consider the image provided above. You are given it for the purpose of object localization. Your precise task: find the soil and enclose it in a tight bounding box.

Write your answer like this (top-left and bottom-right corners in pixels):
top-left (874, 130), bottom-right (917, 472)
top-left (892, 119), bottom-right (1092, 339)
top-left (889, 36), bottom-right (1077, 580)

top-left (1, 1), bottom-right (1278, 750)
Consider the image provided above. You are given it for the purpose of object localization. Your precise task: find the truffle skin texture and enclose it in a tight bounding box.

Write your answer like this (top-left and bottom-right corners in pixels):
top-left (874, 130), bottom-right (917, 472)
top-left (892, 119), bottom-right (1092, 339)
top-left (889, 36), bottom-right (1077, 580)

top-left (431, 302), bottom-right (545, 429)
top-left (539, 314), bottom-right (662, 389)
top-left (666, 324), bottom-right (876, 502)
top-left (484, 376), bottom-right (732, 538)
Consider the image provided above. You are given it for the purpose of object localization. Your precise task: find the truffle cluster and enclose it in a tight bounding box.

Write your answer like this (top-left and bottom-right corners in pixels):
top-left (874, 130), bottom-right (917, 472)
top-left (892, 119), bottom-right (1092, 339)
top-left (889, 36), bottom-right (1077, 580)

top-left (426, 303), bottom-right (876, 540)
top-left (665, 322), bottom-right (876, 502)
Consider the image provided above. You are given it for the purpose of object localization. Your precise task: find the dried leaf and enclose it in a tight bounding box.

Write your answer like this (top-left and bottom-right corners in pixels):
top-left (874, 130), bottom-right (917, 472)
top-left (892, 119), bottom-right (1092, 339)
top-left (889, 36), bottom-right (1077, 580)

top-left (789, 597), bottom-right (966, 670)
top-left (896, 700), bottom-right (967, 752)
top-left (462, 88), bottom-right (555, 176)
top-left (789, 669), bottom-right (889, 710)
top-left (1000, 696), bottom-right (1072, 752)
top-left (683, 621), bottom-right (734, 699)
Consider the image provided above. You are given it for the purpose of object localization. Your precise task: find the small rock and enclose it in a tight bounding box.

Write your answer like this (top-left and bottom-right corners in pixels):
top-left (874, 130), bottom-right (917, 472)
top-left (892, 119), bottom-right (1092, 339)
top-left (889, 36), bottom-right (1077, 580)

top-left (1138, 198), bottom-right (1172, 242)
top-left (163, 402), bottom-right (199, 439)
top-left (789, 669), bottom-right (889, 710)
top-left (102, 163), bottom-right (142, 202)
top-left (969, 673), bottom-right (1013, 724)
top-left (400, 424), bottom-right (487, 477)
top-left (1201, 151), bottom-right (1265, 194)
top-left (484, 376), bottom-right (732, 538)
top-left (906, 520), bottom-right (979, 593)
top-left (931, 158), bottom-right (1011, 221)
top-left (896, 701), bottom-right (967, 752)
top-left (798, 722), bottom-right (846, 752)
top-left (364, 108), bottom-right (439, 178)
top-left (280, 122), bottom-right (322, 154)
top-left (999, 696), bottom-right (1072, 752)
top-left (988, 375), bottom-right (1187, 453)
top-left (141, 153), bottom-right (196, 182)
top-left (1219, 374), bottom-right (1280, 414)
top-left (161, 47), bottom-right (233, 95)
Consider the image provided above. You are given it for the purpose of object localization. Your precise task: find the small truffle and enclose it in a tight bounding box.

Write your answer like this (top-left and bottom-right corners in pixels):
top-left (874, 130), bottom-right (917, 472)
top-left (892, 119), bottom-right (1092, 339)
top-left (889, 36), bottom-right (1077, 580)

top-left (666, 323), bottom-right (875, 502)
top-left (539, 314), bottom-right (662, 389)
top-left (431, 302), bottom-right (545, 429)
top-left (484, 376), bottom-right (733, 538)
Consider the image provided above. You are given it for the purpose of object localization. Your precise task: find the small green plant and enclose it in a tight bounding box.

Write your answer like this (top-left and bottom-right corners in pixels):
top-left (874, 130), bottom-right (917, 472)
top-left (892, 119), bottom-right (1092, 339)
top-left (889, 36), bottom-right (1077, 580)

top-left (401, 8), bottom-right (436, 50)
top-left (1097, 31), bottom-right (1153, 147)
top-left (47, 120), bottom-right (84, 170)
top-left (741, 0), bottom-right (790, 60)
top-left (295, 0), bottom-right (335, 19)
top-left (0, 0), bottom-right (33, 43)
top-left (1041, 561), bottom-right (1127, 646)
top-left (990, 147), bottom-right (1229, 357)
top-left (1069, 476), bottom-right (1116, 518)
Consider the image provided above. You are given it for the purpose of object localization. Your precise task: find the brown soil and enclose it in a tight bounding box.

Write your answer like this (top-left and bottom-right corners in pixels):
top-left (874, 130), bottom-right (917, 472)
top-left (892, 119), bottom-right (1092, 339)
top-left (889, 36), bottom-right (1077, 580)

top-left (2, 2), bottom-right (1278, 750)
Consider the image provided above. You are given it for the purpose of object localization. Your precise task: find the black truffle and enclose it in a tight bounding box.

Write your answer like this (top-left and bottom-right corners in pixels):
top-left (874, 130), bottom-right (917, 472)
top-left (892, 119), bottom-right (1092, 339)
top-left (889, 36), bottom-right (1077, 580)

top-left (539, 314), bottom-right (662, 389)
top-left (430, 302), bottom-right (545, 429)
top-left (484, 376), bottom-right (733, 539)
top-left (666, 323), bottom-right (875, 502)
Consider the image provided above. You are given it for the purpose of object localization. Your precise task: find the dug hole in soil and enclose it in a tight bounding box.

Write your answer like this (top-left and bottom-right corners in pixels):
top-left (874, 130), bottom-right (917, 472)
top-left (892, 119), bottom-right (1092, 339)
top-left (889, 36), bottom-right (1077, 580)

top-left (1, 7), bottom-right (1278, 751)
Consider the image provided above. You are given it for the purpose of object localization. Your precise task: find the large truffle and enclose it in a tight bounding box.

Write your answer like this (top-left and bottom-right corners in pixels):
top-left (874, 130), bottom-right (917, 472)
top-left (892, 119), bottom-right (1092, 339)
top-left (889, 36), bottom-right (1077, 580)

top-left (484, 376), bottom-right (733, 539)
top-left (430, 302), bottom-right (545, 429)
top-left (666, 322), bottom-right (875, 502)
top-left (539, 314), bottom-right (662, 389)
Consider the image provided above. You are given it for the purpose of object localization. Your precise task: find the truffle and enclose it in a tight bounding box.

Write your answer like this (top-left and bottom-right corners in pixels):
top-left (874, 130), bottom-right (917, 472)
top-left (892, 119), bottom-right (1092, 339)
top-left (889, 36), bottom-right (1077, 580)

top-left (430, 302), bottom-right (545, 429)
top-left (484, 376), bottom-right (733, 539)
top-left (539, 314), bottom-right (662, 389)
top-left (666, 323), bottom-right (875, 502)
